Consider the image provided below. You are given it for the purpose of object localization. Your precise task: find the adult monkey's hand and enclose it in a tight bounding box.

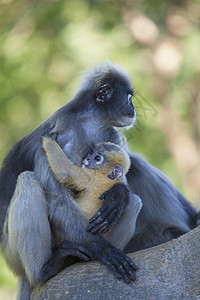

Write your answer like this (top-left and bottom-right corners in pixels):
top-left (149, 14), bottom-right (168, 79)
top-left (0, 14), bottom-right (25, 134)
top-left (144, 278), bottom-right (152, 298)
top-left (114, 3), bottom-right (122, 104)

top-left (87, 182), bottom-right (131, 234)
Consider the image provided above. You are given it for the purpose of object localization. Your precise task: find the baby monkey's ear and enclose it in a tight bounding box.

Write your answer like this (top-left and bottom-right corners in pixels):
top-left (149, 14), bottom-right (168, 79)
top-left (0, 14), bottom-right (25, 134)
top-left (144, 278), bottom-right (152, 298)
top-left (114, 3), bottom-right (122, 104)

top-left (106, 164), bottom-right (123, 181)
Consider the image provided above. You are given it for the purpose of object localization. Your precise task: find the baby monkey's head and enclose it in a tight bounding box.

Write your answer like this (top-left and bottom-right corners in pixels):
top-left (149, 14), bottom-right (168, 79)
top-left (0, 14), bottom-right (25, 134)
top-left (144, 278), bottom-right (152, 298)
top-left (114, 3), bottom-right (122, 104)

top-left (82, 142), bottom-right (131, 181)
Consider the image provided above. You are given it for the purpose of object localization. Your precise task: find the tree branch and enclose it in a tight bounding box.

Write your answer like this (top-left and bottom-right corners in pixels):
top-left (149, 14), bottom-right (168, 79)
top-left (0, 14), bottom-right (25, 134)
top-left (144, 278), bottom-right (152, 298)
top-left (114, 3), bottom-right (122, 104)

top-left (32, 226), bottom-right (200, 299)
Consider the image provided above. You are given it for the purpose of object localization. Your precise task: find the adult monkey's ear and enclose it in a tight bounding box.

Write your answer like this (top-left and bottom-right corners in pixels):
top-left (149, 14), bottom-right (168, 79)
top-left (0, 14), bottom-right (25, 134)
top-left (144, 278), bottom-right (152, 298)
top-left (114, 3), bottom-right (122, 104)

top-left (96, 84), bottom-right (113, 103)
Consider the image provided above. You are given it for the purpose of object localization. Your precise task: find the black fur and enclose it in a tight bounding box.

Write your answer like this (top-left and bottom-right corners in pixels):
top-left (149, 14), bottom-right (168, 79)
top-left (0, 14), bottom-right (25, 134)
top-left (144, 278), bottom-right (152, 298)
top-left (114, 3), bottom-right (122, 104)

top-left (124, 153), bottom-right (197, 252)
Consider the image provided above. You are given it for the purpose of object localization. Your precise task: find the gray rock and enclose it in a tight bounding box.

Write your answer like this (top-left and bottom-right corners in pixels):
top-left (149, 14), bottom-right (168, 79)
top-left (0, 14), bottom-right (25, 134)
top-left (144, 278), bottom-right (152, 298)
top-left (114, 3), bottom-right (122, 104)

top-left (32, 226), bottom-right (200, 300)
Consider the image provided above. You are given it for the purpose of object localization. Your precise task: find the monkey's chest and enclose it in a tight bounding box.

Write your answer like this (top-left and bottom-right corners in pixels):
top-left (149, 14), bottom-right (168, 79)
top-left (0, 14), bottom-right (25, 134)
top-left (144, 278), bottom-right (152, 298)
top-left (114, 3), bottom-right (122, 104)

top-left (75, 191), bottom-right (104, 219)
top-left (74, 178), bottom-right (121, 237)
top-left (75, 182), bottom-right (112, 219)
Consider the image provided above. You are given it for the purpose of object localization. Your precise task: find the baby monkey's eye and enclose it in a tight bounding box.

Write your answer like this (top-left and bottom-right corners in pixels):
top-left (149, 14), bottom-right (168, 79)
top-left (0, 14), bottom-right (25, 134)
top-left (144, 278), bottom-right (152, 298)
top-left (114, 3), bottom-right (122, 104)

top-left (94, 154), bottom-right (104, 165)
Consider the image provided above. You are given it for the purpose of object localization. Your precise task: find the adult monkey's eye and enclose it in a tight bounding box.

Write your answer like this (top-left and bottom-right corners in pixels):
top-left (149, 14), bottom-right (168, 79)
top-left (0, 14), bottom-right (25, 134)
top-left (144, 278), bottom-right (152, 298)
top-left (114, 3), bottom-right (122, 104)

top-left (96, 84), bottom-right (112, 103)
top-left (94, 154), bottom-right (104, 164)
top-left (128, 93), bottom-right (132, 102)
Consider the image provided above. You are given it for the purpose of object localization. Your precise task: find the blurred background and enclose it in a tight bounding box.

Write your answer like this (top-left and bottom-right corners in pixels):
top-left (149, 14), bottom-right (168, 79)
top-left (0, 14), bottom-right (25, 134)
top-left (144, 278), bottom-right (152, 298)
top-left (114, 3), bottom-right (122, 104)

top-left (0, 0), bottom-right (200, 298)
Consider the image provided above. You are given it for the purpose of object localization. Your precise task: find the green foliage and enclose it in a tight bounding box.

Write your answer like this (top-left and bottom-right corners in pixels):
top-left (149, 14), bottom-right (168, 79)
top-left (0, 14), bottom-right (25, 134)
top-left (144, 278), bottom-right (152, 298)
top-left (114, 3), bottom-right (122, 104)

top-left (0, 254), bottom-right (17, 288)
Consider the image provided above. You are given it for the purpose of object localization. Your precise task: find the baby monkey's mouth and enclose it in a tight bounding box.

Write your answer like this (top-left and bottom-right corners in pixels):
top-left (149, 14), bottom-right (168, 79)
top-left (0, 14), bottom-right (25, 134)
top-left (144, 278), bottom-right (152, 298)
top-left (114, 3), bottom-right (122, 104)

top-left (106, 164), bottom-right (123, 181)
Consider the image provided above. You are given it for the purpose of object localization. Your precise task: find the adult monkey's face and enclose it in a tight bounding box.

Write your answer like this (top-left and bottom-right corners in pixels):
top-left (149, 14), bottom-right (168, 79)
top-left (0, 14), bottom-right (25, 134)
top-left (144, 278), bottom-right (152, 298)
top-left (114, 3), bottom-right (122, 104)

top-left (93, 67), bottom-right (136, 128)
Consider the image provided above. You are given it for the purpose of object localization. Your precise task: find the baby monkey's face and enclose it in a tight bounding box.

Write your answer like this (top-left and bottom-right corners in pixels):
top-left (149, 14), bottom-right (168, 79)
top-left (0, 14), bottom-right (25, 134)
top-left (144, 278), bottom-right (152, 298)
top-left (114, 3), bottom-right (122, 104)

top-left (81, 143), bottom-right (124, 181)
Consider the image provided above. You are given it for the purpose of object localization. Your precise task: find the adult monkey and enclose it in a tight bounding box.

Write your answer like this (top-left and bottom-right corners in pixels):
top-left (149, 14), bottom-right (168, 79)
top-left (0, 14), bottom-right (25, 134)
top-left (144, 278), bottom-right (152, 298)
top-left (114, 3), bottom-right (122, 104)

top-left (0, 63), bottom-right (139, 299)
top-left (0, 63), bottom-right (198, 298)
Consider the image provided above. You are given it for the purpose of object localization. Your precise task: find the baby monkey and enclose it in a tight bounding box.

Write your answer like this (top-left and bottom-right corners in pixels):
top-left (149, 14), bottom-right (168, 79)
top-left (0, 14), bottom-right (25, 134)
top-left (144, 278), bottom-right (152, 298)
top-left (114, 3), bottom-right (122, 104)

top-left (42, 137), bottom-right (142, 250)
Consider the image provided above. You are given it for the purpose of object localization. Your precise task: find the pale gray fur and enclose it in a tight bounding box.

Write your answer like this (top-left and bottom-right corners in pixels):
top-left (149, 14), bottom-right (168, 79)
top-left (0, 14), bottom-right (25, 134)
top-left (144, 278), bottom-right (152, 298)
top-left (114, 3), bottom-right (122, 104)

top-left (2, 172), bottom-right (52, 285)
top-left (17, 279), bottom-right (32, 300)
top-left (109, 194), bottom-right (142, 250)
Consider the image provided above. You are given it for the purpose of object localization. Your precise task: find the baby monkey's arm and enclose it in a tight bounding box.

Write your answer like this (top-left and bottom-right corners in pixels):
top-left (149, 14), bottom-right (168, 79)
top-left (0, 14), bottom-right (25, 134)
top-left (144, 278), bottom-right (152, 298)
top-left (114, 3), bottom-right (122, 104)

top-left (42, 137), bottom-right (89, 191)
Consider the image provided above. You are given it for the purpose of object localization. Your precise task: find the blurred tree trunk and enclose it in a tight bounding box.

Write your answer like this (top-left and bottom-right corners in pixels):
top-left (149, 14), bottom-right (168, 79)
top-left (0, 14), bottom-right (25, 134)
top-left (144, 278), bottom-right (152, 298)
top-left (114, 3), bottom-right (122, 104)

top-left (155, 78), bottom-right (200, 204)
top-left (31, 225), bottom-right (200, 300)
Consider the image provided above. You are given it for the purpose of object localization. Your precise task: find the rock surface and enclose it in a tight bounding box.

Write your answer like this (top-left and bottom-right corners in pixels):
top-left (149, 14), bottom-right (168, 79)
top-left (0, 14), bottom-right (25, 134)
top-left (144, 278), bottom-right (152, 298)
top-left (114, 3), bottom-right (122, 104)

top-left (32, 226), bottom-right (200, 300)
